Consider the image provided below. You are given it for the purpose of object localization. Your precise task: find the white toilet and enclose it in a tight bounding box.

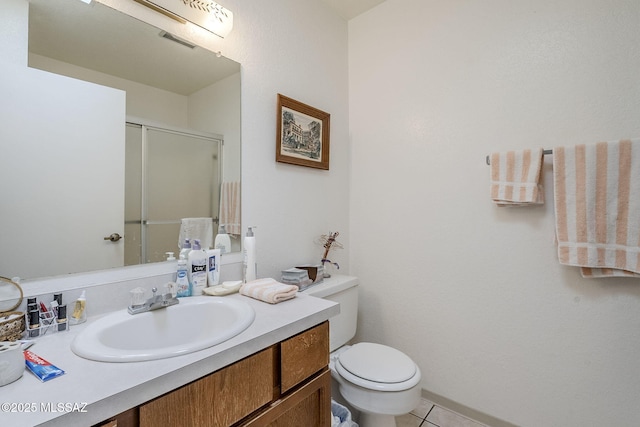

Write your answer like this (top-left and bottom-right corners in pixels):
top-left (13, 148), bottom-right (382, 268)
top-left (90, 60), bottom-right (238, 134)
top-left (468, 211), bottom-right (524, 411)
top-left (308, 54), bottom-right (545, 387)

top-left (303, 275), bottom-right (421, 427)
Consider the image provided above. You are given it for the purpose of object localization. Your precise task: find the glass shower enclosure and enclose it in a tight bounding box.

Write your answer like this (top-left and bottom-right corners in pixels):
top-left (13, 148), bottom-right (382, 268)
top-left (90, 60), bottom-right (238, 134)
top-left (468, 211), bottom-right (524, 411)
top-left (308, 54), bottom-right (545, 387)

top-left (124, 121), bottom-right (222, 265)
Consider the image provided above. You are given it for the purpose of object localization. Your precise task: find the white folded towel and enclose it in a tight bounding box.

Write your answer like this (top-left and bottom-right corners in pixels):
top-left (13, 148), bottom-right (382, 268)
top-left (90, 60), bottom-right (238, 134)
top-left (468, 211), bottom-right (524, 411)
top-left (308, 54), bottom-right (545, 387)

top-left (240, 278), bottom-right (298, 304)
top-left (178, 218), bottom-right (214, 250)
top-left (490, 148), bottom-right (545, 206)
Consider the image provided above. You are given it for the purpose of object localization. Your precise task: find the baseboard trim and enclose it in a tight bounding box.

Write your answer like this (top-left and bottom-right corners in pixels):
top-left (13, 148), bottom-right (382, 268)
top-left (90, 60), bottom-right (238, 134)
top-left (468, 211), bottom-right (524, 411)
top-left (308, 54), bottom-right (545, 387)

top-left (421, 389), bottom-right (519, 427)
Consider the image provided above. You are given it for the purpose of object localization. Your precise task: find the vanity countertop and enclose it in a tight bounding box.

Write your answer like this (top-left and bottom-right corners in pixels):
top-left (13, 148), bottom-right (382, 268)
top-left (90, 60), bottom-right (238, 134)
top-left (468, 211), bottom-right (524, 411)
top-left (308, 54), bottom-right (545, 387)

top-left (2, 292), bottom-right (339, 427)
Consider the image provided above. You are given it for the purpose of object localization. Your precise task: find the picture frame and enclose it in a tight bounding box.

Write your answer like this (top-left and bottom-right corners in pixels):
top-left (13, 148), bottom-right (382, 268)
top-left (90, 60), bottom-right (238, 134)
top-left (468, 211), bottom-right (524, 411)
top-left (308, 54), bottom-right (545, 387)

top-left (276, 94), bottom-right (330, 170)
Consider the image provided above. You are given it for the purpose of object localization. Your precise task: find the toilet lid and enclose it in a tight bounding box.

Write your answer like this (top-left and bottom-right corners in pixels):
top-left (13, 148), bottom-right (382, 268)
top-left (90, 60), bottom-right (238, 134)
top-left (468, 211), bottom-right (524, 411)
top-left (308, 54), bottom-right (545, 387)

top-left (337, 342), bottom-right (417, 384)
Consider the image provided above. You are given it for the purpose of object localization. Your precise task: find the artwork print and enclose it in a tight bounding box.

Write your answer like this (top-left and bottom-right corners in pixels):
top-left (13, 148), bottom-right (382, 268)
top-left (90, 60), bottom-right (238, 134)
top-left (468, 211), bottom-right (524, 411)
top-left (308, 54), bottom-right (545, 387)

top-left (276, 94), bottom-right (330, 170)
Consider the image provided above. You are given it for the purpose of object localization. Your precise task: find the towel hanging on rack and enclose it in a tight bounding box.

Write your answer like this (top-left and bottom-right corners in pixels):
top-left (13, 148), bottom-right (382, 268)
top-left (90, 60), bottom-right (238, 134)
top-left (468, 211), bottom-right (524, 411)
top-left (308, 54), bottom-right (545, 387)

top-left (219, 181), bottom-right (241, 237)
top-left (553, 138), bottom-right (640, 278)
top-left (178, 218), bottom-right (214, 250)
top-left (489, 148), bottom-right (545, 206)
top-left (486, 149), bottom-right (552, 165)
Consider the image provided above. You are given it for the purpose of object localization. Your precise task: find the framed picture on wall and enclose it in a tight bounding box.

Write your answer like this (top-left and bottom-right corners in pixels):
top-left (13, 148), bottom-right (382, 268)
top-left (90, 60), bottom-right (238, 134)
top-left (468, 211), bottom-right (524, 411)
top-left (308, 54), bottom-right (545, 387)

top-left (276, 94), bottom-right (330, 170)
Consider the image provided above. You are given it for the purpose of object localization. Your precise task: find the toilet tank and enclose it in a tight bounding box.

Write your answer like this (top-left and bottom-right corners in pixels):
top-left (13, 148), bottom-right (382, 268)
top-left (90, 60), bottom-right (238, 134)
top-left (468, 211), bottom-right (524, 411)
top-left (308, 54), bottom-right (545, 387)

top-left (303, 275), bottom-right (359, 352)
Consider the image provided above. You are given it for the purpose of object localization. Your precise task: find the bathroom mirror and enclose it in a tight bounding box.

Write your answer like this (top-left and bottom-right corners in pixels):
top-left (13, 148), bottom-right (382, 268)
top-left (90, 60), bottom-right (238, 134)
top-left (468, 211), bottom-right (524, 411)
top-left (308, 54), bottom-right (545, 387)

top-left (0, 0), bottom-right (241, 281)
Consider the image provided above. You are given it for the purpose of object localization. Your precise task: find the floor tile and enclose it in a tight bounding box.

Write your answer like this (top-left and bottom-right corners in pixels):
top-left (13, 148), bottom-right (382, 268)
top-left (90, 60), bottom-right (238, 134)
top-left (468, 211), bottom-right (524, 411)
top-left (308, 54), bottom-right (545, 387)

top-left (411, 398), bottom-right (435, 419)
top-left (396, 413), bottom-right (425, 427)
top-left (426, 406), bottom-right (487, 427)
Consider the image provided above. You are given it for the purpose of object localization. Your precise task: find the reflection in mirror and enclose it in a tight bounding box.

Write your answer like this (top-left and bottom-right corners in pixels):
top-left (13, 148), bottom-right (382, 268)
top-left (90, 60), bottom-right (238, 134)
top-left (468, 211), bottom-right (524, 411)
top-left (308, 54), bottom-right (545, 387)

top-left (0, 0), bottom-right (241, 281)
top-left (124, 121), bottom-right (223, 265)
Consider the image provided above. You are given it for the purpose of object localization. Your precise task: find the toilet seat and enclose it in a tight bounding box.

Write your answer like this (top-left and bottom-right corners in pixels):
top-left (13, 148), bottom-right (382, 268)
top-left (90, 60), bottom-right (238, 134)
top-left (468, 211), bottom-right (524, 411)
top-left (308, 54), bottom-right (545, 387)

top-left (334, 342), bottom-right (420, 392)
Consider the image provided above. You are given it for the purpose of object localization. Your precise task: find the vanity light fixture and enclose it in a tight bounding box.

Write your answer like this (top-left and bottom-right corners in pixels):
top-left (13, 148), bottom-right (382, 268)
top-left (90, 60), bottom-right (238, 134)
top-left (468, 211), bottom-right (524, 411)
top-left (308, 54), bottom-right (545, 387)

top-left (159, 30), bottom-right (197, 49)
top-left (134, 0), bottom-right (233, 39)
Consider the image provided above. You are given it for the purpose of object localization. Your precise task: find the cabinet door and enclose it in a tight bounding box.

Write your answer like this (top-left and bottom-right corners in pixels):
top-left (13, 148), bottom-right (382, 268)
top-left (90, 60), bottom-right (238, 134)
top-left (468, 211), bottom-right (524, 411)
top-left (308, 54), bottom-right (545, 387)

top-left (241, 369), bottom-right (332, 427)
top-left (139, 346), bottom-right (277, 427)
top-left (280, 322), bottom-right (329, 393)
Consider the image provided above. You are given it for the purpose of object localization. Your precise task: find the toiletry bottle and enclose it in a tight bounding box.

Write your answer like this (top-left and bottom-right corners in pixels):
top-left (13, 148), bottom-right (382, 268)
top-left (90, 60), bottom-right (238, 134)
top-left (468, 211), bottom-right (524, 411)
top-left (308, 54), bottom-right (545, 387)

top-left (70, 291), bottom-right (86, 325)
top-left (176, 258), bottom-right (190, 297)
top-left (28, 309), bottom-right (40, 337)
top-left (188, 239), bottom-right (207, 296)
top-left (57, 305), bottom-right (67, 331)
top-left (243, 227), bottom-right (257, 282)
top-left (179, 238), bottom-right (192, 261)
top-left (206, 248), bottom-right (221, 287)
top-left (214, 225), bottom-right (231, 254)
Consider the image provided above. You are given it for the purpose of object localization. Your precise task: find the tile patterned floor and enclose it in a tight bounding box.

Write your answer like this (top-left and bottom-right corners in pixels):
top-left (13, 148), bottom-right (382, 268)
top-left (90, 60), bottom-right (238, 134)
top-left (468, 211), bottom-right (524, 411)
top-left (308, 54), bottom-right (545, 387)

top-left (395, 398), bottom-right (489, 427)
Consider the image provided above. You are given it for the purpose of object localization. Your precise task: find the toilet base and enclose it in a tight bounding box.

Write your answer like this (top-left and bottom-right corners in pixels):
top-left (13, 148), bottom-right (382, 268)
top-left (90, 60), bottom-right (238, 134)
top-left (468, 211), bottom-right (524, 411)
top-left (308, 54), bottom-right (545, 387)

top-left (358, 412), bottom-right (397, 427)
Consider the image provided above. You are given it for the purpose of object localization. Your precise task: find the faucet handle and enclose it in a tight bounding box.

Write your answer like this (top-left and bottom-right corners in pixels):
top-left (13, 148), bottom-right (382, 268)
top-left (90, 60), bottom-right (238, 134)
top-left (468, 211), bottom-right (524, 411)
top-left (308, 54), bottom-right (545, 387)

top-left (130, 287), bottom-right (146, 307)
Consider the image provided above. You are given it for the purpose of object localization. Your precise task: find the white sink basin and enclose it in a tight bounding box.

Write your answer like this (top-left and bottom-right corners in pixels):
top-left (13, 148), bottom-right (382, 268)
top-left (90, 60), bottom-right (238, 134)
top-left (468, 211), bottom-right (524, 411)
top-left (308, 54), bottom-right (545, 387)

top-left (71, 296), bottom-right (255, 362)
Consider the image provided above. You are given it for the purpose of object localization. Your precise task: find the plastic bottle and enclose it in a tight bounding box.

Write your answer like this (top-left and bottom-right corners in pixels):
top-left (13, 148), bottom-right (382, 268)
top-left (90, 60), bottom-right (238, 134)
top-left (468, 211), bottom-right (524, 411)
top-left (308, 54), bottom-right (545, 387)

top-left (179, 238), bottom-right (192, 261)
top-left (176, 258), bottom-right (190, 297)
top-left (214, 225), bottom-right (231, 254)
top-left (188, 239), bottom-right (208, 296)
top-left (243, 227), bottom-right (257, 282)
top-left (206, 248), bottom-right (221, 287)
top-left (70, 290), bottom-right (86, 325)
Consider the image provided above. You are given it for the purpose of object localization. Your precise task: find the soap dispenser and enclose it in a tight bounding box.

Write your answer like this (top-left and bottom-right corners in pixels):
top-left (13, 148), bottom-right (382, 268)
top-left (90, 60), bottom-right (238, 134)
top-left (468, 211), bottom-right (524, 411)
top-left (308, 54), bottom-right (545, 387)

top-left (243, 227), bottom-right (257, 282)
top-left (214, 225), bottom-right (231, 254)
top-left (179, 238), bottom-right (192, 260)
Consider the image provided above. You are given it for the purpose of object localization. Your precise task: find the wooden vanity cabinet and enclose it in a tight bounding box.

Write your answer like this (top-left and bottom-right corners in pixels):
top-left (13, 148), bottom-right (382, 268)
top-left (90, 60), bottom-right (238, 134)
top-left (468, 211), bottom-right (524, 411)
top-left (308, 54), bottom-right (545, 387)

top-left (139, 346), bottom-right (277, 426)
top-left (109, 321), bottom-right (331, 427)
top-left (241, 321), bottom-right (331, 426)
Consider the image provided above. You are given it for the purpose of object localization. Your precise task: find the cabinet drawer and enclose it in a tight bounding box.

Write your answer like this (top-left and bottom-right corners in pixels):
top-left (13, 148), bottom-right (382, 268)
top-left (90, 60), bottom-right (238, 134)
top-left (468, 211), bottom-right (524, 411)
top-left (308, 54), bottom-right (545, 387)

top-left (280, 322), bottom-right (329, 393)
top-left (241, 369), bottom-right (331, 427)
top-left (139, 346), bottom-right (277, 427)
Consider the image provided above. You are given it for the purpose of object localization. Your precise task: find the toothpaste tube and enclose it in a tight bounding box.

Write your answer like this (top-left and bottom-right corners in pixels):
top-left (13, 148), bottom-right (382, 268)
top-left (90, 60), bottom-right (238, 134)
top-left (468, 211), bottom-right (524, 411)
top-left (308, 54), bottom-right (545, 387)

top-left (24, 350), bottom-right (65, 382)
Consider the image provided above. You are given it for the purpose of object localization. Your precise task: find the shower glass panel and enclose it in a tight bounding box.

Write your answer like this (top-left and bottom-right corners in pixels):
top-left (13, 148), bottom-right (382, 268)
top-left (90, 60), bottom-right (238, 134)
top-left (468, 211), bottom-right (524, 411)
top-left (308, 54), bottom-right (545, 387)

top-left (124, 122), bottom-right (222, 265)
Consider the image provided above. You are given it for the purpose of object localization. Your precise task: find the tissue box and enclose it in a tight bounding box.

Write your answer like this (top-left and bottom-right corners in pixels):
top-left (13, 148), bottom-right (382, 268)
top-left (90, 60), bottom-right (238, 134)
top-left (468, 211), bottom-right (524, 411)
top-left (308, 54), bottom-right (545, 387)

top-left (295, 265), bottom-right (324, 284)
top-left (282, 268), bottom-right (309, 282)
top-left (281, 268), bottom-right (314, 290)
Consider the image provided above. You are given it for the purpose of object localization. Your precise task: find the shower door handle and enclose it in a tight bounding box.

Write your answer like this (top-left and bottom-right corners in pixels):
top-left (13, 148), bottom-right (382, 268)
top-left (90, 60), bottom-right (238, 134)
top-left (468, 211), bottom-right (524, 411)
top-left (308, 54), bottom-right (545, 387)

top-left (103, 233), bottom-right (123, 242)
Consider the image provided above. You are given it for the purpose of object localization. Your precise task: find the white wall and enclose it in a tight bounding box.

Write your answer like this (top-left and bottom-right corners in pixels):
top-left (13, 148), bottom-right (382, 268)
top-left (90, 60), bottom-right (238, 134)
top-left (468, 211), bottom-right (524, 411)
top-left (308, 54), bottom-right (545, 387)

top-left (349, 0), bottom-right (640, 426)
top-left (219, 0), bottom-right (351, 277)
top-left (29, 53), bottom-right (189, 127)
top-left (189, 72), bottom-right (241, 183)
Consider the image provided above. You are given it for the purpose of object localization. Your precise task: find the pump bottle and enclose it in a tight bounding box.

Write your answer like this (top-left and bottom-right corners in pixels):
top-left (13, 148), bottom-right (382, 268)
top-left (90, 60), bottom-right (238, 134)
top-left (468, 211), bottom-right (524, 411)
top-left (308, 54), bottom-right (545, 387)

top-left (214, 225), bottom-right (231, 254)
top-left (179, 238), bottom-right (192, 261)
top-left (243, 227), bottom-right (257, 282)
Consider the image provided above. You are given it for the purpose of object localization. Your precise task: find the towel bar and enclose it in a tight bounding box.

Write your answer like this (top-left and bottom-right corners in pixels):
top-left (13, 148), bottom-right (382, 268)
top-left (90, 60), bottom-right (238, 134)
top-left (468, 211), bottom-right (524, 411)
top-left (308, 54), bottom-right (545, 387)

top-left (486, 149), bottom-right (553, 165)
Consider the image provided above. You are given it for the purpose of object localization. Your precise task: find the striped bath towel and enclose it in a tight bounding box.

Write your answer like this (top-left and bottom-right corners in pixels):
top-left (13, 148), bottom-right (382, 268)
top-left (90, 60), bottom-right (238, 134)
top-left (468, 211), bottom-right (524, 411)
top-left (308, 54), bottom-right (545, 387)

top-left (240, 278), bottom-right (298, 304)
top-left (219, 181), bottom-right (241, 237)
top-left (490, 148), bottom-right (545, 206)
top-left (553, 139), bottom-right (640, 278)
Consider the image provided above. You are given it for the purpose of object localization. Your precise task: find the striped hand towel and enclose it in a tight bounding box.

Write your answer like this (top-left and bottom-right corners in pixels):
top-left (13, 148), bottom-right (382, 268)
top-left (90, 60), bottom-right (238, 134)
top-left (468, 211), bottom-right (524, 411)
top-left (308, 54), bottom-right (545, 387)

top-left (490, 148), bottom-right (545, 206)
top-left (240, 278), bottom-right (298, 304)
top-left (553, 139), bottom-right (640, 278)
top-left (219, 181), bottom-right (241, 237)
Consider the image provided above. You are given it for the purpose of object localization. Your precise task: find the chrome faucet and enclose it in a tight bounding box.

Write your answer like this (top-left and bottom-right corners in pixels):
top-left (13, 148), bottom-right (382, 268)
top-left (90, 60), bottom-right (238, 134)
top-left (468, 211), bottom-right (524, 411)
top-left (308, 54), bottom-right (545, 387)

top-left (128, 287), bottom-right (179, 315)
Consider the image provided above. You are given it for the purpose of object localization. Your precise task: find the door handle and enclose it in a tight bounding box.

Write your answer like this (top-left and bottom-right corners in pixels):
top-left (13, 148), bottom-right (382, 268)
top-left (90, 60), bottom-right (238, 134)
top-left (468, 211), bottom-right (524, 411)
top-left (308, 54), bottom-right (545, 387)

top-left (104, 233), bottom-right (123, 242)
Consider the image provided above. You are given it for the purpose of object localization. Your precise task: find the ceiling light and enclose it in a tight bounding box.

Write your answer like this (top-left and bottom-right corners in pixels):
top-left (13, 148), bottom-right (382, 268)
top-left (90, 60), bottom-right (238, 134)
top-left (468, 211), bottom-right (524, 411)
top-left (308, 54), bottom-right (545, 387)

top-left (135, 0), bottom-right (233, 38)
